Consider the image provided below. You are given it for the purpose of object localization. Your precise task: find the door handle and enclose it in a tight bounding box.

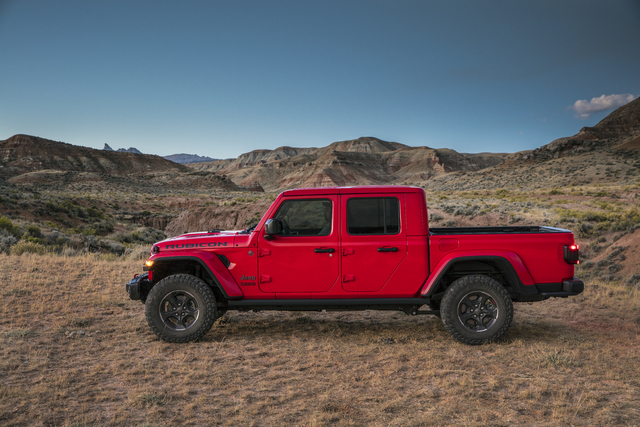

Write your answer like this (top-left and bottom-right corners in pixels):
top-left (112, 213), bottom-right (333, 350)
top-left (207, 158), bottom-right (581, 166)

top-left (377, 247), bottom-right (398, 252)
top-left (314, 248), bottom-right (335, 253)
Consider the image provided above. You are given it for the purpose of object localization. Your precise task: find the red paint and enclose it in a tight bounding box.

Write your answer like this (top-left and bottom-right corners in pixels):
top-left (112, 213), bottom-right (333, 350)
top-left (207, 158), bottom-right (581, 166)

top-left (142, 186), bottom-right (580, 302)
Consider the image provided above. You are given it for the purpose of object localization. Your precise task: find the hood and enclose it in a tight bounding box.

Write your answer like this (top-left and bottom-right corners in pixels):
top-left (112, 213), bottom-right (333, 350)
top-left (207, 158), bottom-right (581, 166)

top-left (153, 230), bottom-right (239, 253)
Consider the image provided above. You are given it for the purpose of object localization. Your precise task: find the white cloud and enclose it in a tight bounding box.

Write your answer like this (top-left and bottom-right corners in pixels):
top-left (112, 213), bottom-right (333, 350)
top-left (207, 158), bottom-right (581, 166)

top-left (570, 93), bottom-right (637, 119)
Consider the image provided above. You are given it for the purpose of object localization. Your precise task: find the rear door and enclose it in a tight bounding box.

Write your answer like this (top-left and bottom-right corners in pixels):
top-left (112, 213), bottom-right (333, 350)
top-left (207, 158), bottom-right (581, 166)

top-left (340, 194), bottom-right (407, 293)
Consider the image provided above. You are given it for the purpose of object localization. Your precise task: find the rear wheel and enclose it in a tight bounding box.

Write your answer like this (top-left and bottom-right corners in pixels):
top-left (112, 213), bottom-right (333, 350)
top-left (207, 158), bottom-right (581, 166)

top-left (145, 274), bottom-right (218, 343)
top-left (441, 275), bottom-right (513, 345)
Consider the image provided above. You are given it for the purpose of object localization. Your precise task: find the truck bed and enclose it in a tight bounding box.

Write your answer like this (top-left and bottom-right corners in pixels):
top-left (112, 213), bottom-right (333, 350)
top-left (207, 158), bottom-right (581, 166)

top-left (429, 226), bottom-right (571, 235)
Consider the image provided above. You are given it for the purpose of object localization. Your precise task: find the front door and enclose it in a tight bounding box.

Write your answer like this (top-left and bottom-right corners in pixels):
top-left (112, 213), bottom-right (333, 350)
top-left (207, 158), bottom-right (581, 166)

top-left (340, 194), bottom-right (407, 293)
top-left (258, 195), bottom-right (339, 294)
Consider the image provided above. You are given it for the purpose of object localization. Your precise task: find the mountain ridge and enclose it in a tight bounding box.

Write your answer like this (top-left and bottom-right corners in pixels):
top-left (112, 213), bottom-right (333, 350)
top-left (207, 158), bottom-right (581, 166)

top-left (0, 134), bottom-right (241, 192)
top-left (163, 153), bottom-right (218, 164)
top-left (189, 136), bottom-right (508, 191)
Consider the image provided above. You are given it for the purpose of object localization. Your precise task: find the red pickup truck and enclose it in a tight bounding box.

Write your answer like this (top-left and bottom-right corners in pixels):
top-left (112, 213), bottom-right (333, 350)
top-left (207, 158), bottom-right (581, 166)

top-left (126, 186), bottom-right (583, 345)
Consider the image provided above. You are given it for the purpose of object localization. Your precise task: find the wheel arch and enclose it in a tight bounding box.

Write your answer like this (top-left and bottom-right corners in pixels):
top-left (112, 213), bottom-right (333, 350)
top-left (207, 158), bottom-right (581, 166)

top-left (421, 254), bottom-right (532, 299)
top-left (148, 252), bottom-right (244, 301)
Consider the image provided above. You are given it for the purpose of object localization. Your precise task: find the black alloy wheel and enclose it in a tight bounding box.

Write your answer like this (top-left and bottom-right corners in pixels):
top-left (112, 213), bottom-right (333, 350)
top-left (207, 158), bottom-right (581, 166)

top-left (159, 290), bottom-right (200, 331)
top-left (145, 274), bottom-right (218, 343)
top-left (440, 275), bottom-right (513, 345)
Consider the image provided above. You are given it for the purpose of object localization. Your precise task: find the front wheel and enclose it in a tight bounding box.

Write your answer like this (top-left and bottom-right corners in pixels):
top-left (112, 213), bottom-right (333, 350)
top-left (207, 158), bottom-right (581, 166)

top-left (440, 275), bottom-right (513, 345)
top-left (145, 274), bottom-right (218, 343)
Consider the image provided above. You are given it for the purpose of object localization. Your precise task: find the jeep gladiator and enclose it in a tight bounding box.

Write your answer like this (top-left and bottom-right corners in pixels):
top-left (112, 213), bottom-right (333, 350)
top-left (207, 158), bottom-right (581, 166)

top-left (126, 186), bottom-right (583, 345)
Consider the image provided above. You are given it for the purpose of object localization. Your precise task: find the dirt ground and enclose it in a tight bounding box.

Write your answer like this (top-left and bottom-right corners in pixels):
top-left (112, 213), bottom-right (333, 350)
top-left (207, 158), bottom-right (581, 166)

top-left (1, 253), bottom-right (639, 426)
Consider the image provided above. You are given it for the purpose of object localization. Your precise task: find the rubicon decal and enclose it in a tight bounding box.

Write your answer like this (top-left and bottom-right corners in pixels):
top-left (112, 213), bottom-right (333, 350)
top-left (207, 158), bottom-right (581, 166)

top-left (165, 242), bottom-right (228, 249)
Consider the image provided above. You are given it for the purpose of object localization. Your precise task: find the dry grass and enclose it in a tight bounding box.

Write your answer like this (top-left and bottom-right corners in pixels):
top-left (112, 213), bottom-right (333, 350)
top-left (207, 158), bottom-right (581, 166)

top-left (1, 253), bottom-right (640, 426)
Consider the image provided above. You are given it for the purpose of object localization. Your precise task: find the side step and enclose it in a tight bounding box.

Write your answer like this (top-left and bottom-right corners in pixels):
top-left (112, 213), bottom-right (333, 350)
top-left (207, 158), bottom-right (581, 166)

top-left (225, 298), bottom-right (437, 315)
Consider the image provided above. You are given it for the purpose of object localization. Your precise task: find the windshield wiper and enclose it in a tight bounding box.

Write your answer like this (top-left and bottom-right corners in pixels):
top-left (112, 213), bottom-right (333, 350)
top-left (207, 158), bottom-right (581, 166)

top-left (240, 223), bottom-right (258, 234)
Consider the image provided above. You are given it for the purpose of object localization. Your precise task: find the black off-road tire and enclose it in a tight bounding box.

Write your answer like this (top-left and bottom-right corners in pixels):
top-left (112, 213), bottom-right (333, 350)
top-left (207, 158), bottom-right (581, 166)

top-left (145, 274), bottom-right (218, 343)
top-left (440, 275), bottom-right (513, 345)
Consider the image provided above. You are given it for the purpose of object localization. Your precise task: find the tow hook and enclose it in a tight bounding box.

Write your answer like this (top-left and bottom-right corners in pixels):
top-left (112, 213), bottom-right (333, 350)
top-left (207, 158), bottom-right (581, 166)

top-left (126, 273), bottom-right (151, 301)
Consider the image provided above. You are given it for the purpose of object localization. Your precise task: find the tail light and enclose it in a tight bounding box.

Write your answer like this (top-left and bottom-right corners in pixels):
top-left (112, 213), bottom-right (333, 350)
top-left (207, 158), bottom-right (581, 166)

top-left (564, 244), bottom-right (579, 264)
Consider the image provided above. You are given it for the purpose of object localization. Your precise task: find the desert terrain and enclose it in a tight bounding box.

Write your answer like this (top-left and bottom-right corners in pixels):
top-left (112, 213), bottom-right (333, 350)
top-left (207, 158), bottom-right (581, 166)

top-left (1, 98), bottom-right (640, 426)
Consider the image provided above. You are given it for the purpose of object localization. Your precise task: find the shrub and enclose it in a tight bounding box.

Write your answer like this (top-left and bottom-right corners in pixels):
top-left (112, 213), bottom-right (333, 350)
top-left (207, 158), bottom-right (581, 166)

top-left (429, 213), bottom-right (443, 223)
top-left (87, 207), bottom-right (104, 219)
top-left (0, 216), bottom-right (21, 238)
top-left (0, 229), bottom-right (17, 254)
top-left (581, 260), bottom-right (593, 269)
top-left (115, 227), bottom-right (166, 245)
top-left (577, 222), bottom-right (594, 238)
top-left (244, 214), bottom-right (262, 226)
top-left (25, 225), bottom-right (43, 238)
top-left (92, 221), bottom-right (114, 234)
top-left (10, 241), bottom-right (48, 256)
top-left (627, 274), bottom-right (640, 286)
top-left (607, 264), bottom-right (622, 274)
top-left (99, 239), bottom-right (126, 256)
top-left (127, 245), bottom-right (152, 260)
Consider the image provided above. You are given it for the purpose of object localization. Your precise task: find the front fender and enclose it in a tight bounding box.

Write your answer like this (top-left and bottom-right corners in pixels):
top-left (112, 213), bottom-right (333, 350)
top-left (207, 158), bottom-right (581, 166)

top-left (149, 251), bottom-right (244, 299)
top-left (420, 250), bottom-right (535, 297)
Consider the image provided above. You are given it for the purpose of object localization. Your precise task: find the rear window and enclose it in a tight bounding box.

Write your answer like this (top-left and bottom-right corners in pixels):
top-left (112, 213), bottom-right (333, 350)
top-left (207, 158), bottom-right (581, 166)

top-left (347, 197), bottom-right (400, 235)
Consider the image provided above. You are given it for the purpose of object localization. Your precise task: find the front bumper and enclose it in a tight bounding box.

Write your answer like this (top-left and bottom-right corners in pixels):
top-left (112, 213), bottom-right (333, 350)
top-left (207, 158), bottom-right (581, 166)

top-left (126, 273), bottom-right (151, 301)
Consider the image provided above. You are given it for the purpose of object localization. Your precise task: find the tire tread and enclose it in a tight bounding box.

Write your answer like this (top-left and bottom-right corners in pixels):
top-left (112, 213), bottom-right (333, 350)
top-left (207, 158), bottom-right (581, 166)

top-left (441, 275), bottom-right (513, 345)
top-left (145, 274), bottom-right (217, 343)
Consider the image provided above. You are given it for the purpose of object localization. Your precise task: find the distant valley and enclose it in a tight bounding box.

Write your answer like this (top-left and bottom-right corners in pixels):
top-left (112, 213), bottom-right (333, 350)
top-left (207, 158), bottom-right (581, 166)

top-left (1, 98), bottom-right (640, 289)
top-left (1, 97), bottom-right (639, 194)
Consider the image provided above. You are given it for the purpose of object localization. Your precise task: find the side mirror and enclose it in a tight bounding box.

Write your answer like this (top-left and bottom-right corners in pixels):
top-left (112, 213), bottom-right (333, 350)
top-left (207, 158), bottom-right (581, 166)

top-left (264, 219), bottom-right (282, 239)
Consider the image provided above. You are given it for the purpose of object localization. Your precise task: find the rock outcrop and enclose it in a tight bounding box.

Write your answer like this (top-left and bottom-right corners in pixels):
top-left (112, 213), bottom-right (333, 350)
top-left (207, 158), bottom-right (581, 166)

top-left (0, 135), bottom-right (242, 192)
top-left (513, 97), bottom-right (640, 162)
top-left (163, 153), bottom-right (218, 164)
top-left (190, 136), bottom-right (507, 191)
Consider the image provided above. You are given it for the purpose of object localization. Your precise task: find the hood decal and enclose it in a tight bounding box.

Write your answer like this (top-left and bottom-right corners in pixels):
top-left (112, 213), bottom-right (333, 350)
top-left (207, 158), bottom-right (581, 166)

top-left (166, 242), bottom-right (229, 250)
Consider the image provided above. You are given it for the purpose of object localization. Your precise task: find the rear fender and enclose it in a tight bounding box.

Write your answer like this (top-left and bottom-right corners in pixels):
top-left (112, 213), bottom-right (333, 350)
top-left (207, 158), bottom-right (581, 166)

top-left (421, 250), bottom-right (534, 297)
top-left (149, 251), bottom-right (243, 299)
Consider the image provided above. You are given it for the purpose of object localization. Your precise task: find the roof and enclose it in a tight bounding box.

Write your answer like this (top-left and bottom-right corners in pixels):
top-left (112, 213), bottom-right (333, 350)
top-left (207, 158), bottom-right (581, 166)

top-left (282, 185), bottom-right (423, 197)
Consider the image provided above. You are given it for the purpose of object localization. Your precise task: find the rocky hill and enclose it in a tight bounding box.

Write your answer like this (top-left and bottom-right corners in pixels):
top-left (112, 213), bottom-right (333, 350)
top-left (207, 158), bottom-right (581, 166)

top-left (103, 143), bottom-right (143, 154)
top-left (0, 135), bottom-right (240, 192)
top-left (423, 97), bottom-right (640, 192)
top-left (163, 153), bottom-right (218, 164)
top-left (190, 136), bottom-right (507, 191)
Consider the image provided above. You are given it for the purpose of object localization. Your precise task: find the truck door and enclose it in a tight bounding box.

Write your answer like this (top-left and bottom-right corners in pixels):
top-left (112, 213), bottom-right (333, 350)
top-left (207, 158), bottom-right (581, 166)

top-left (340, 194), bottom-right (407, 293)
top-left (258, 196), bottom-right (339, 294)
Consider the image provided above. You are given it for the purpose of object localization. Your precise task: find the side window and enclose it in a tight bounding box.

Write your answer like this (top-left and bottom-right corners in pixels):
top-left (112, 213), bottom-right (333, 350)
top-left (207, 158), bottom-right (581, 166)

top-left (274, 199), bottom-right (332, 236)
top-left (347, 197), bottom-right (400, 235)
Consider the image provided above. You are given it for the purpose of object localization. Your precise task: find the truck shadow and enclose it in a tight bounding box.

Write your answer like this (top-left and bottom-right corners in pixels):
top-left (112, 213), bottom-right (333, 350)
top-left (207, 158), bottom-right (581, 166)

top-left (201, 312), bottom-right (580, 344)
top-left (205, 312), bottom-right (445, 341)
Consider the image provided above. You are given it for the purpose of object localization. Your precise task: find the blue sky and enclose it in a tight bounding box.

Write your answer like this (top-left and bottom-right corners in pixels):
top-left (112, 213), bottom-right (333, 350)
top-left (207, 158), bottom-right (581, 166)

top-left (1, 0), bottom-right (639, 159)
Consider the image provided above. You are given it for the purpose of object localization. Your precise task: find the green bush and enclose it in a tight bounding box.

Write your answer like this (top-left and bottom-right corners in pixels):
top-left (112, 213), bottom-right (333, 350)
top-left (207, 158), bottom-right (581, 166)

top-left (10, 241), bottom-right (48, 256)
top-left (93, 221), bottom-right (114, 234)
top-left (115, 227), bottom-right (166, 245)
top-left (25, 225), bottom-right (42, 238)
top-left (87, 207), bottom-right (103, 219)
top-left (0, 216), bottom-right (21, 238)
